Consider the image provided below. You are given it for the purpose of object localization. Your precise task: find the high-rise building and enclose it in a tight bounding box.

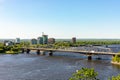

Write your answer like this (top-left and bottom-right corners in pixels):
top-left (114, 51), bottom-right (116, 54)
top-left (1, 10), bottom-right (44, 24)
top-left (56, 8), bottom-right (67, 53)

top-left (31, 38), bottom-right (37, 45)
top-left (72, 37), bottom-right (76, 43)
top-left (15, 38), bottom-right (20, 44)
top-left (37, 37), bottom-right (43, 44)
top-left (48, 38), bottom-right (55, 44)
top-left (42, 35), bottom-right (48, 44)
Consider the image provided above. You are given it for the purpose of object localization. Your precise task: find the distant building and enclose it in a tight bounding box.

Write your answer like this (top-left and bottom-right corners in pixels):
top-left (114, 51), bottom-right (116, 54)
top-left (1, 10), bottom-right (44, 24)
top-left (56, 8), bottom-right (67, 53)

top-left (15, 38), bottom-right (20, 44)
top-left (42, 35), bottom-right (48, 44)
top-left (37, 37), bottom-right (43, 44)
top-left (48, 38), bottom-right (55, 44)
top-left (4, 40), bottom-right (14, 46)
top-left (31, 38), bottom-right (37, 45)
top-left (72, 37), bottom-right (76, 43)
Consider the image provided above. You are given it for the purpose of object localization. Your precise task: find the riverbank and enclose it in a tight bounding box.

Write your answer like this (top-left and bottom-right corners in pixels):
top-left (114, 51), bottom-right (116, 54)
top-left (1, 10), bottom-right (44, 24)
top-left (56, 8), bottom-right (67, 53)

top-left (5, 51), bottom-right (20, 54)
top-left (111, 61), bottom-right (120, 65)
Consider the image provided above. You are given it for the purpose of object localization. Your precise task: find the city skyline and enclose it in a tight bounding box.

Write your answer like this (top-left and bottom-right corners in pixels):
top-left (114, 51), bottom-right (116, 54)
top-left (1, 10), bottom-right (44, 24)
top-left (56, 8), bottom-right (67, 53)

top-left (0, 0), bottom-right (120, 39)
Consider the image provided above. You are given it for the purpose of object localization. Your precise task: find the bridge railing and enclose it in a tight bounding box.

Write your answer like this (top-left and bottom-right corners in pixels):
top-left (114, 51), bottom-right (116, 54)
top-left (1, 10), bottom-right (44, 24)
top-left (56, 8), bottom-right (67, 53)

top-left (24, 46), bottom-right (114, 54)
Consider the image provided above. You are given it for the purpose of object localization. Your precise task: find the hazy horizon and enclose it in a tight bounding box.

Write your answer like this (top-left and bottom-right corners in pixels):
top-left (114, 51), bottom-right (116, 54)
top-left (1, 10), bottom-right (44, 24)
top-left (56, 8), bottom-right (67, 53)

top-left (0, 37), bottom-right (120, 40)
top-left (0, 0), bottom-right (120, 39)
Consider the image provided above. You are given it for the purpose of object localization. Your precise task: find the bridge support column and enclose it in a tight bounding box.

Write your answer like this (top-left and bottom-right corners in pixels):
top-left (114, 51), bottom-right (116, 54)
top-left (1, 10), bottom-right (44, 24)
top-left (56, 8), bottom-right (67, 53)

top-left (49, 51), bottom-right (53, 56)
top-left (88, 55), bottom-right (92, 60)
top-left (40, 51), bottom-right (45, 55)
top-left (36, 49), bottom-right (40, 55)
top-left (26, 49), bottom-right (30, 54)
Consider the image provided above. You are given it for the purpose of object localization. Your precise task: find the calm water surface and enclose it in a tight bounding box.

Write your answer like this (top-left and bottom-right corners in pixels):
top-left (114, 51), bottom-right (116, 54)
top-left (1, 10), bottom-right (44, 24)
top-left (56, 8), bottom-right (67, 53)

top-left (0, 52), bottom-right (120, 80)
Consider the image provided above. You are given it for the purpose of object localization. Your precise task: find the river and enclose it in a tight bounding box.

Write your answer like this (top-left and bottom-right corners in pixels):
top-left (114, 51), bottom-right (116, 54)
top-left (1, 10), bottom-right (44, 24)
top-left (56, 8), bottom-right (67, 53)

top-left (0, 52), bottom-right (120, 80)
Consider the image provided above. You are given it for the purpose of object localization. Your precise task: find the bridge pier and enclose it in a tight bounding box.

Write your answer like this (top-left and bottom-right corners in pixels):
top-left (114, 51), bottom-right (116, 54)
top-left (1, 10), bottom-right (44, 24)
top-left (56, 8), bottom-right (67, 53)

top-left (49, 51), bottom-right (53, 56)
top-left (26, 49), bottom-right (30, 54)
top-left (88, 55), bottom-right (92, 60)
top-left (36, 49), bottom-right (40, 55)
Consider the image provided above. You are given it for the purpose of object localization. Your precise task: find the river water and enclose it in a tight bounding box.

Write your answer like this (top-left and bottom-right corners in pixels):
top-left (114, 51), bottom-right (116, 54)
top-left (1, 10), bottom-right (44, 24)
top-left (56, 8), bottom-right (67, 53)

top-left (0, 52), bottom-right (120, 80)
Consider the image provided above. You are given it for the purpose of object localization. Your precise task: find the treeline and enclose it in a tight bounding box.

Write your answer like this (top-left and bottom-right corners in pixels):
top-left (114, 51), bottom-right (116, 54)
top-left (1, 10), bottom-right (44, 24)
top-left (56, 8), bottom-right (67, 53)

top-left (75, 40), bottom-right (120, 45)
top-left (0, 43), bottom-right (22, 54)
top-left (51, 40), bottom-right (120, 49)
top-left (112, 53), bottom-right (120, 63)
top-left (54, 40), bottom-right (120, 47)
top-left (21, 40), bottom-right (120, 49)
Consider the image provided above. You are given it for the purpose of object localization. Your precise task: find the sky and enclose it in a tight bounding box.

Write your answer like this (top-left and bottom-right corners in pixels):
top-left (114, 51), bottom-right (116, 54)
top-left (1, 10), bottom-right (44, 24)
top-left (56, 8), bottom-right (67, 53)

top-left (0, 0), bottom-right (120, 39)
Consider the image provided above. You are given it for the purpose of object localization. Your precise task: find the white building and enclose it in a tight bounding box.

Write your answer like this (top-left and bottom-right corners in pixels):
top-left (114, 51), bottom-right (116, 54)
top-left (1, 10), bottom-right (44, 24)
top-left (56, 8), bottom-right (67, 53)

top-left (4, 41), bottom-right (14, 46)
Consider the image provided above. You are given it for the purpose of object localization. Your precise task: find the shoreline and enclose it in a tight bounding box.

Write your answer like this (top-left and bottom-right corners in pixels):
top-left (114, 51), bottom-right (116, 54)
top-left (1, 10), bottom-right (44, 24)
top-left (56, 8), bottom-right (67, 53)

top-left (111, 61), bottom-right (120, 65)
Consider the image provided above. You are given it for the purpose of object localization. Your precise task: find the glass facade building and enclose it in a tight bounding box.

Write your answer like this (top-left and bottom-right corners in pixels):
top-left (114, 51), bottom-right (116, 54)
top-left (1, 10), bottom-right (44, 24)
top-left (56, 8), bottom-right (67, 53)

top-left (16, 38), bottom-right (20, 44)
top-left (31, 39), bottom-right (37, 45)
top-left (37, 37), bottom-right (43, 44)
top-left (42, 35), bottom-right (48, 44)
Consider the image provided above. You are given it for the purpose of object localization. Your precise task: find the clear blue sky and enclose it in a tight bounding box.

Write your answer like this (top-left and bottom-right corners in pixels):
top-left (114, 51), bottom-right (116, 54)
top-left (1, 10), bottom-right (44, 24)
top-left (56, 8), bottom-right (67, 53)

top-left (0, 0), bottom-right (120, 39)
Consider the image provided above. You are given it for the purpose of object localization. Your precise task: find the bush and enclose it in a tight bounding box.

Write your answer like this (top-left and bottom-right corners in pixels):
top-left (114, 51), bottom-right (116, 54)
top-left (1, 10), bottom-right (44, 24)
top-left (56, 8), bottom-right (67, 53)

top-left (11, 48), bottom-right (19, 52)
top-left (112, 54), bottom-right (120, 63)
top-left (108, 74), bottom-right (120, 80)
top-left (0, 48), bottom-right (5, 53)
top-left (69, 68), bottom-right (99, 80)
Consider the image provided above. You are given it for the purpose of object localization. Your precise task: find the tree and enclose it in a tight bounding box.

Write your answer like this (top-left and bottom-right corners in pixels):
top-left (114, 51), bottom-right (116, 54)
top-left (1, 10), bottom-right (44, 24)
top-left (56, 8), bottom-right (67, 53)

top-left (108, 74), bottom-right (120, 80)
top-left (69, 68), bottom-right (99, 80)
top-left (112, 53), bottom-right (120, 63)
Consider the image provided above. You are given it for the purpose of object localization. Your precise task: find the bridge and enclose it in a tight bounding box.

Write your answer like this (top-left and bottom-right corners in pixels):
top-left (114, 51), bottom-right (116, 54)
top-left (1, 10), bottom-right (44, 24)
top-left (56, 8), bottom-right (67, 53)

top-left (22, 47), bottom-right (119, 60)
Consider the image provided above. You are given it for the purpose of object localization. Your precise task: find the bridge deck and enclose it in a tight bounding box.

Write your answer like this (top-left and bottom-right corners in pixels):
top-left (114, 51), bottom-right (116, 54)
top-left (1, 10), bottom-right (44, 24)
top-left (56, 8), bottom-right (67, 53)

top-left (24, 48), bottom-right (118, 55)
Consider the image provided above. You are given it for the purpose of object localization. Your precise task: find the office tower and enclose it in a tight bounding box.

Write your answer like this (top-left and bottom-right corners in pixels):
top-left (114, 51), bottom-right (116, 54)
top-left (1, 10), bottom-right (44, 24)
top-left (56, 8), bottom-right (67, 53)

top-left (37, 37), bottom-right (43, 44)
top-left (72, 37), bottom-right (76, 43)
top-left (42, 35), bottom-right (48, 44)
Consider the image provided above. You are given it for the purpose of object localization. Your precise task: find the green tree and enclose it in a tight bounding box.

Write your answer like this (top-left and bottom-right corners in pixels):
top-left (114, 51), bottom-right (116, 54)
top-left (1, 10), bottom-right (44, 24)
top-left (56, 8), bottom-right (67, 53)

top-left (108, 74), bottom-right (120, 80)
top-left (112, 53), bottom-right (120, 63)
top-left (69, 68), bottom-right (99, 80)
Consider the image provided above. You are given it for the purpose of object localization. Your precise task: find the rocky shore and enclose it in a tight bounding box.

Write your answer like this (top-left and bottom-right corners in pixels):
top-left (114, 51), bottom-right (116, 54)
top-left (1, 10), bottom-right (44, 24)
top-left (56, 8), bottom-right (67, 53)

top-left (111, 61), bottom-right (120, 65)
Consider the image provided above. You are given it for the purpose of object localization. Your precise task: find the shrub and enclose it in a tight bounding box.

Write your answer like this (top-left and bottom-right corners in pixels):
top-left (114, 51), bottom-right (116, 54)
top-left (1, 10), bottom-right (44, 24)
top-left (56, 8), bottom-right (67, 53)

top-left (69, 68), bottom-right (99, 80)
top-left (0, 48), bottom-right (5, 53)
top-left (112, 54), bottom-right (120, 63)
top-left (108, 74), bottom-right (120, 80)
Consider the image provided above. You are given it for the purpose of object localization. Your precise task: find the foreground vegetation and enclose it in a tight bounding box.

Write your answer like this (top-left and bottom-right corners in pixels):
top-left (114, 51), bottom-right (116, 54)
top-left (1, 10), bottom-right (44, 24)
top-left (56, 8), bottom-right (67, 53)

top-left (109, 74), bottom-right (120, 80)
top-left (69, 68), bottom-right (120, 80)
top-left (112, 53), bottom-right (120, 65)
top-left (69, 68), bottom-right (99, 80)
top-left (28, 40), bottom-right (120, 49)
